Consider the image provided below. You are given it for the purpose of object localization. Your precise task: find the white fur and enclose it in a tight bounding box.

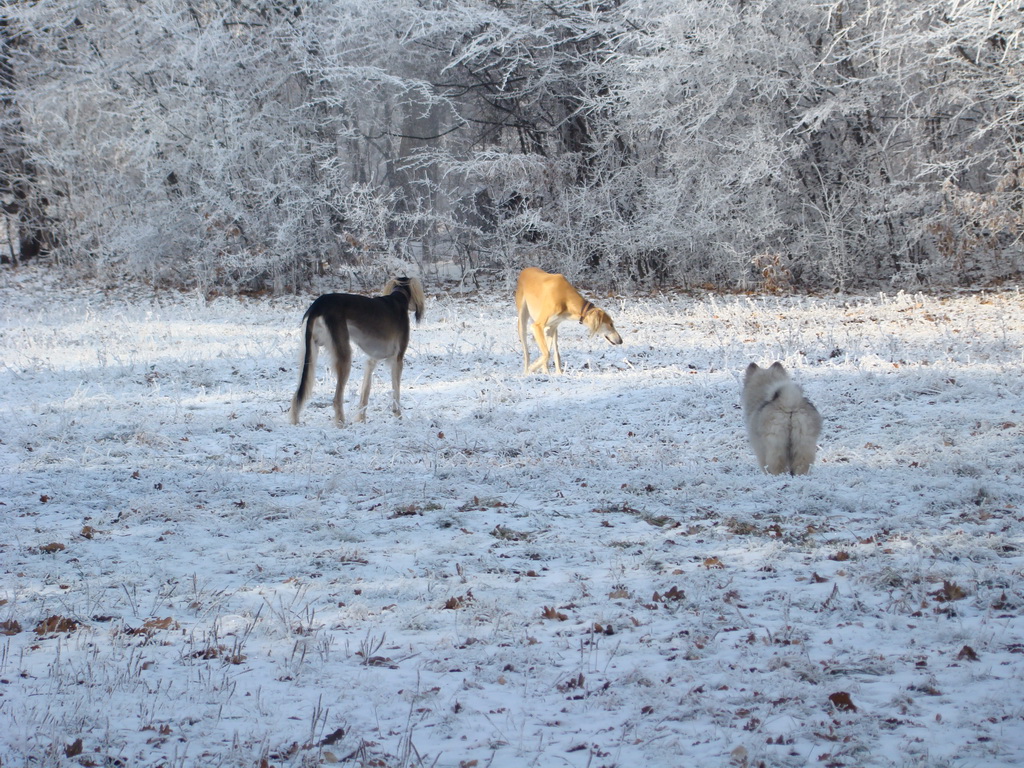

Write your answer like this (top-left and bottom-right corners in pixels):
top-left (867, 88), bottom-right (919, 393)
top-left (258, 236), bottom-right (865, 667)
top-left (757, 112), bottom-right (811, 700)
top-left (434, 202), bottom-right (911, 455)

top-left (742, 362), bottom-right (822, 475)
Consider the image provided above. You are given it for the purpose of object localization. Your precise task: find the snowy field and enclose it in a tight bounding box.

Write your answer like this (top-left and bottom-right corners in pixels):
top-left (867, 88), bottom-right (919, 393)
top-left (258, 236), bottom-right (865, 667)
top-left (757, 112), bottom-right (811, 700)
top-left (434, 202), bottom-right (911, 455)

top-left (2, 267), bottom-right (1023, 768)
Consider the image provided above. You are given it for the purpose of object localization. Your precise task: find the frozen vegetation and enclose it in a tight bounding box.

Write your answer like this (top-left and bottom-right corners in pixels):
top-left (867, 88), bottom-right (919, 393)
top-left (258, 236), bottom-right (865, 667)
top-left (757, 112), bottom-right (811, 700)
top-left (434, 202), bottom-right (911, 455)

top-left (2, 268), bottom-right (1024, 766)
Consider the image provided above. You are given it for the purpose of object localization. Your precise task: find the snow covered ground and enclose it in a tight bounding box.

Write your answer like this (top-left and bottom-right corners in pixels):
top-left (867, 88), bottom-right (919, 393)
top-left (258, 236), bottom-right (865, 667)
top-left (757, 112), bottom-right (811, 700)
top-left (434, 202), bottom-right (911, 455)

top-left (2, 267), bottom-right (1023, 768)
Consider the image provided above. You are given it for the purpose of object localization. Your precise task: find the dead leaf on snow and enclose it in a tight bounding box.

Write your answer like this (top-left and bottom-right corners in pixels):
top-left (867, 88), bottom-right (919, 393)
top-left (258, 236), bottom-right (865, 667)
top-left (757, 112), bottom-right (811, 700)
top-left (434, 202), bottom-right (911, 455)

top-left (0, 620), bottom-right (22, 636)
top-left (931, 580), bottom-right (967, 602)
top-left (957, 645), bottom-right (979, 661)
top-left (35, 615), bottom-right (80, 635)
top-left (652, 585), bottom-right (685, 602)
top-left (127, 617), bottom-right (178, 636)
top-left (828, 691), bottom-right (857, 712)
top-left (444, 592), bottom-right (474, 610)
top-left (64, 739), bottom-right (83, 758)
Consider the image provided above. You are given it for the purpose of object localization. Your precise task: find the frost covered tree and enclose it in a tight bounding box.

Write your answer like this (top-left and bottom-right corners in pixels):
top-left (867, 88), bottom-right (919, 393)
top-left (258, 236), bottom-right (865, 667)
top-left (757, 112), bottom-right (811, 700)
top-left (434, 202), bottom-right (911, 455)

top-left (789, 0), bottom-right (1024, 288)
top-left (1, 0), bottom-right (459, 292)
top-left (0, 12), bottom-right (55, 265)
top-left (1, 0), bottom-right (1020, 291)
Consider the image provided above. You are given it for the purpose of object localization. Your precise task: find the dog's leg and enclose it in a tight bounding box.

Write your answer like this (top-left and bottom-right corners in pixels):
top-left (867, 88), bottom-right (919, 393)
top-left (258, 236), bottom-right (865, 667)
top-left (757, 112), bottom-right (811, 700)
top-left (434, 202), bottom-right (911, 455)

top-left (753, 410), bottom-right (787, 474)
top-left (789, 456), bottom-right (812, 476)
top-left (518, 303), bottom-right (533, 374)
top-left (331, 348), bottom-right (351, 425)
top-left (789, 421), bottom-right (818, 476)
top-left (325, 319), bottom-right (352, 425)
top-left (356, 358), bottom-right (378, 422)
top-left (549, 324), bottom-right (562, 374)
top-left (388, 355), bottom-right (403, 418)
top-left (764, 452), bottom-right (789, 475)
top-left (529, 322), bottom-right (550, 373)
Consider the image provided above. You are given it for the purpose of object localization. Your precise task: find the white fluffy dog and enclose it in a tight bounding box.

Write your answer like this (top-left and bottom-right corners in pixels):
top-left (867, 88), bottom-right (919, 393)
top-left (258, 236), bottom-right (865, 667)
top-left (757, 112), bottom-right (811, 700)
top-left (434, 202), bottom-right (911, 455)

top-left (742, 362), bottom-right (822, 475)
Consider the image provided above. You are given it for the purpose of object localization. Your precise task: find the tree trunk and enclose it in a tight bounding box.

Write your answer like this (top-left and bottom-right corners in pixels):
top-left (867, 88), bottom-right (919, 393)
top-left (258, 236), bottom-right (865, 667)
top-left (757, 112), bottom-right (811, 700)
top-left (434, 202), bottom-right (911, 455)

top-left (0, 15), bottom-right (54, 265)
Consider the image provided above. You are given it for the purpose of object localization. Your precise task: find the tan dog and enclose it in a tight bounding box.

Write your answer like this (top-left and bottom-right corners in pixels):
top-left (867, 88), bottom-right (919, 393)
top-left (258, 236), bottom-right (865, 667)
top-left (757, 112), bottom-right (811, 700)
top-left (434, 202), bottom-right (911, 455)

top-left (289, 277), bottom-right (426, 425)
top-left (742, 362), bottom-right (822, 475)
top-left (515, 267), bottom-right (622, 374)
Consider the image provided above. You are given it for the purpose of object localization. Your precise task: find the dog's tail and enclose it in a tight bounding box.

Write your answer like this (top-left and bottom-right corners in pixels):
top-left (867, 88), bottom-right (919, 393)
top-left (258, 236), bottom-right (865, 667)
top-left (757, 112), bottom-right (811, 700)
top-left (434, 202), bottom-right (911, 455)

top-left (774, 381), bottom-right (805, 413)
top-left (405, 276), bottom-right (426, 324)
top-left (289, 308), bottom-right (320, 424)
top-left (772, 382), bottom-right (819, 475)
top-left (787, 403), bottom-right (821, 475)
top-left (384, 276), bottom-right (426, 324)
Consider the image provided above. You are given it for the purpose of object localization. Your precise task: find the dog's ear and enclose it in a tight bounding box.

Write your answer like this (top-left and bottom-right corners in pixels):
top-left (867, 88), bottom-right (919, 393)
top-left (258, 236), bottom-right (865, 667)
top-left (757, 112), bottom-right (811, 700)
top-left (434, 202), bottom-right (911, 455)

top-left (769, 361), bottom-right (787, 375)
top-left (744, 362), bottom-right (760, 379)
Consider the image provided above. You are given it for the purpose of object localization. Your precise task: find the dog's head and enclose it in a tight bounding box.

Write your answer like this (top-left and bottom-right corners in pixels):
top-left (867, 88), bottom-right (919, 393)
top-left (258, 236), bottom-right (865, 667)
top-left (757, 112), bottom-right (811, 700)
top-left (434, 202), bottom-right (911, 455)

top-left (582, 307), bottom-right (622, 345)
top-left (384, 276), bottom-right (426, 324)
top-left (744, 361), bottom-right (789, 389)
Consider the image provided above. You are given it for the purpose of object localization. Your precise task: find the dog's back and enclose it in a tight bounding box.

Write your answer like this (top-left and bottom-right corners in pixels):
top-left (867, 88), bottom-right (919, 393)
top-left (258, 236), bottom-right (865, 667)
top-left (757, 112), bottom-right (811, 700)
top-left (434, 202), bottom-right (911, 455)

top-left (289, 277), bottom-right (425, 425)
top-left (743, 362), bottom-right (822, 475)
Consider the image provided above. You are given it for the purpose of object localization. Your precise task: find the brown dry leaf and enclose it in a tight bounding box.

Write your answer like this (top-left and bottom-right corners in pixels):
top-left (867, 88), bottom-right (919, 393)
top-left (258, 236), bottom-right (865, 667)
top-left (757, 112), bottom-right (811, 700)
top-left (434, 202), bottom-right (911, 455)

top-left (541, 606), bottom-right (568, 621)
top-left (0, 620), bottom-right (22, 636)
top-left (557, 672), bottom-right (585, 692)
top-left (444, 590), bottom-right (473, 610)
top-left (663, 585), bottom-right (686, 601)
top-left (38, 542), bottom-right (65, 554)
top-left (829, 551), bottom-right (850, 562)
top-left (143, 617), bottom-right (176, 632)
top-left (729, 745), bottom-right (748, 768)
top-left (319, 727), bottom-right (346, 747)
top-left (64, 739), bottom-right (83, 758)
top-left (608, 588), bottom-right (630, 599)
top-left (390, 504), bottom-right (422, 518)
top-left (703, 556), bottom-right (725, 570)
top-left (828, 691), bottom-right (857, 712)
top-left (931, 580), bottom-right (967, 602)
top-left (35, 615), bottom-right (80, 635)
top-left (957, 645), bottom-right (979, 661)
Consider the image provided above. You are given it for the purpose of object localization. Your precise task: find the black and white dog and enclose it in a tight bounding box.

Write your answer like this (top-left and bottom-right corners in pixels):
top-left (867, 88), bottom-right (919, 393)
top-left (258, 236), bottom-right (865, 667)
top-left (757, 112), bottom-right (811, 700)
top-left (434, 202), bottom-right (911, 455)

top-left (289, 277), bottom-right (426, 425)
